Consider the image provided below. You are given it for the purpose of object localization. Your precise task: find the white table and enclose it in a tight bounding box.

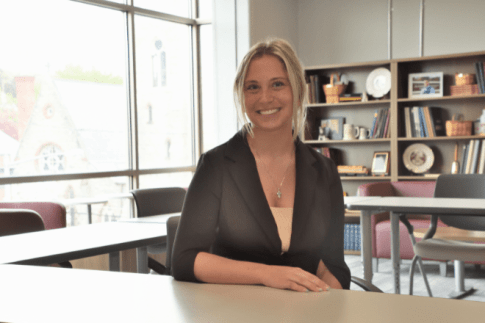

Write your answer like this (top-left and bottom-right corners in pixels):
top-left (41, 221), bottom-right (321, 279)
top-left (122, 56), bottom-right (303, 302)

top-left (346, 196), bottom-right (485, 296)
top-left (118, 212), bottom-right (180, 224)
top-left (0, 222), bottom-right (166, 273)
top-left (0, 264), bottom-right (483, 323)
top-left (58, 192), bottom-right (134, 224)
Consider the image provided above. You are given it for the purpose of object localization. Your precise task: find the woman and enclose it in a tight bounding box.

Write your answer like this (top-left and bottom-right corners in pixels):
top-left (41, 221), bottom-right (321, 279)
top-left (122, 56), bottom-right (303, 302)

top-left (172, 38), bottom-right (350, 292)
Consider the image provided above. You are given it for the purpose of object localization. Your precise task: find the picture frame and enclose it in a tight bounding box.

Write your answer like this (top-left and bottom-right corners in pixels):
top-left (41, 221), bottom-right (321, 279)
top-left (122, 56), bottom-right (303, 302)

top-left (408, 72), bottom-right (444, 98)
top-left (320, 117), bottom-right (345, 140)
top-left (371, 151), bottom-right (390, 175)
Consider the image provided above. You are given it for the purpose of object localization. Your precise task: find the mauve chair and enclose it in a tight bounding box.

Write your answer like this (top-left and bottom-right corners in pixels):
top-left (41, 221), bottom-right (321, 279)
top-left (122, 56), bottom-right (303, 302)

top-left (0, 201), bottom-right (72, 268)
top-left (357, 181), bottom-right (449, 274)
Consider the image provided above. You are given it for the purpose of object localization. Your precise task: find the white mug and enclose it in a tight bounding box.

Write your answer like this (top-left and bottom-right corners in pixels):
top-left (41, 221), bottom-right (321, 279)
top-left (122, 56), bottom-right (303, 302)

top-left (359, 127), bottom-right (371, 140)
top-left (343, 124), bottom-right (359, 140)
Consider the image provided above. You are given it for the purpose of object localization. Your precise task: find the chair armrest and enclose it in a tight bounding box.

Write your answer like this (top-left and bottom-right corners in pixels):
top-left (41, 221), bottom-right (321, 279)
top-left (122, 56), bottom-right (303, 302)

top-left (350, 276), bottom-right (384, 293)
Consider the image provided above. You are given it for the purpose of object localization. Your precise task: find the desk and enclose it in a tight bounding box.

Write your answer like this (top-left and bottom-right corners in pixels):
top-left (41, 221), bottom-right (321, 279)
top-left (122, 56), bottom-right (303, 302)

top-left (0, 222), bottom-right (166, 273)
top-left (58, 193), bottom-right (134, 224)
top-left (0, 264), bottom-right (483, 323)
top-left (346, 196), bottom-right (485, 296)
top-left (58, 197), bottom-right (108, 224)
top-left (118, 212), bottom-right (181, 224)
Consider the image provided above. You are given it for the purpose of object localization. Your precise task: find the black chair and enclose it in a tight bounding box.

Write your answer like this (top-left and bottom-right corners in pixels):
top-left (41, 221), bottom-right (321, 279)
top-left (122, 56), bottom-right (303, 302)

top-left (166, 215), bottom-right (382, 292)
top-left (409, 174), bottom-right (485, 297)
top-left (131, 187), bottom-right (186, 275)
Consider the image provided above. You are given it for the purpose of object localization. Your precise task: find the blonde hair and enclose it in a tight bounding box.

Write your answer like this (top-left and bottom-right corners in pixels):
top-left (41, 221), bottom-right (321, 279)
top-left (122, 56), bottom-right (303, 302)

top-left (233, 38), bottom-right (307, 141)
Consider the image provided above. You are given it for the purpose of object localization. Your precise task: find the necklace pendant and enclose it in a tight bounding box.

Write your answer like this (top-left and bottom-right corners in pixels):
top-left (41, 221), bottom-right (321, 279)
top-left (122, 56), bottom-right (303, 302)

top-left (277, 189), bottom-right (282, 199)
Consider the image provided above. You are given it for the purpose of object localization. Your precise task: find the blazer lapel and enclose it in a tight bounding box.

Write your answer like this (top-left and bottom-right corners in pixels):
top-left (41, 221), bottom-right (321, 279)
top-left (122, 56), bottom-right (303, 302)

top-left (224, 130), bottom-right (281, 253)
top-left (290, 138), bottom-right (318, 248)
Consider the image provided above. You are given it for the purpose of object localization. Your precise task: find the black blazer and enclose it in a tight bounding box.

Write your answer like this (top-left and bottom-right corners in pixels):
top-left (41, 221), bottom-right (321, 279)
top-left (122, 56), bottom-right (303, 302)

top-left (172, 129), bottom-right (350, 289)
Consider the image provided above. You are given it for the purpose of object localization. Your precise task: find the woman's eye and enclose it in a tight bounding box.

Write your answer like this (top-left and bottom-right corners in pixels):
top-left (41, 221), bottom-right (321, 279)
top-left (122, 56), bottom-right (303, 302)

top-left (273, 81), bottom-right (285, 88)
top-left (246, 84), bottom-right (259, 91)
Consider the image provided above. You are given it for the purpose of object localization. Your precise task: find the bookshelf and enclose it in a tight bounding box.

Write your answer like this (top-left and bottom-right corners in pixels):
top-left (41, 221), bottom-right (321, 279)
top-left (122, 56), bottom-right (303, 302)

top-left (304, 50), bottom-right (485, 196)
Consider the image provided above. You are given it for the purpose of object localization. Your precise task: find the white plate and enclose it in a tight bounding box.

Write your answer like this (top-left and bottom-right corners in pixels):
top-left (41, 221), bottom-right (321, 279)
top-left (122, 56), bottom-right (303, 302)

top-left (366, 68), bottom-right (391, 98)
top-left (403, 143), bottom-right (435, 174)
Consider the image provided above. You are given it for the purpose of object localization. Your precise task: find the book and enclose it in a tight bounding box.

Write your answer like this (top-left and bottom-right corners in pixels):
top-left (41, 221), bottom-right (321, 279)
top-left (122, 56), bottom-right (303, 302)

top-left (465, 139), bottom-right (475, 174)
top-left (471, 139), bottom-right (481, 174)
top-left (429, 107), bottom-right (446, 136)
top-left (375, 109), bottom-right (385, 138)
top-left (339, 97), bottom-right (362, 102)
top-left (479, 139), bottom-right (485, 174)
top-left (460, 143), bottom-right (468, 174)
top-left (478, 61), bottom-right (485, 94)
top-left (412, 107), bottom-right (422, 138)
top-left (344, 224), bottom-right (350, 250)
top-left (474, 62), bottom-right (482, 94)
top-left (409, 108), bottom-right (416, 137)
top-left (341, 93), bottom-right (362, 98)
top-left (313, 75), bottom-right (320, 103)
top-left (306, 82), bottom-right (313, 104)
top-left (423, 107), bottom-right (434, 137)
top-left (370, 109), bottom-right (379, 139)
top-left (350, 224), bottom-right (355, 250)
top-left (404, 107), bottom-right (413, 138)
top-left (383, 108), bottom-right (390, 138)
top-left (418, 107), bottom-right (428, 137)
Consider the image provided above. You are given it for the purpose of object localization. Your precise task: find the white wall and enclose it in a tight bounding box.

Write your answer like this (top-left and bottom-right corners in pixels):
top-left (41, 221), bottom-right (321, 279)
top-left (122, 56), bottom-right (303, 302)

top-left (245, 0), bottom-right (485, 66)
top-left (248, 0), bottom-right (299, 50)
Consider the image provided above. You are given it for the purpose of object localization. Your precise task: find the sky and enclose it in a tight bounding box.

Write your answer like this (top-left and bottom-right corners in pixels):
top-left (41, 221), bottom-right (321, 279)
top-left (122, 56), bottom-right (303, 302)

top-left (0, 0), bottom-right (127, 76)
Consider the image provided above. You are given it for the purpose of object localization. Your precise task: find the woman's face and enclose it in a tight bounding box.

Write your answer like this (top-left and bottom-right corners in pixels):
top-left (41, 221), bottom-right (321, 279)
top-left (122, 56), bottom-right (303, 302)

top-left (243, 54), bottom-right (294, 134)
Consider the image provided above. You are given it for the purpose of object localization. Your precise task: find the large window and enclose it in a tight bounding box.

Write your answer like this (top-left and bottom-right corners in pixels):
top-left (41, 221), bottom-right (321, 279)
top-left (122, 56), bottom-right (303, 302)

top-left (0, 0), bottom-right (212, 223)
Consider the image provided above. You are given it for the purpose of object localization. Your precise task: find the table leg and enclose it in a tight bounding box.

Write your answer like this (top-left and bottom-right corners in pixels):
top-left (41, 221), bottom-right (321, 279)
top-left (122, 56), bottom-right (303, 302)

top-left (109, 251), bottom-right (120, 271)
top-left (449, 260), bottom-right (476, 299)
top-left (136, 246), bottom-right (149, 274)
top-left (360, 210), bottom-right (373, 283)
top-left (87, 204), bottom-right (92, 224)
top-left (390, 211), bottom-right (401, 294)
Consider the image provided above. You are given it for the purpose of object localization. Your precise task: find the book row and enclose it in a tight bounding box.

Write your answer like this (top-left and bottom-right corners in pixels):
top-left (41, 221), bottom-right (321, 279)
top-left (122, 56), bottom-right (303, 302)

top-left (459, 139), bottom-right (485, 174)
top-left (344, 223), bottom-right (361, 251)
top-left (306, 75), bottom-right (325, 104)
top-left (403, 106), bottom-right (445, 138)
top-left (370, 108), bottom-right (390, 139)
top-left (474, 61), bottom-right (485, 94)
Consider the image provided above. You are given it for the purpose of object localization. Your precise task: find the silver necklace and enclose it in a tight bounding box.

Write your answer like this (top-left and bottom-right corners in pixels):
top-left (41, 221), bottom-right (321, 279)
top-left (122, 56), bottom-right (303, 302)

top-left (253, 148), bottom-right (295, 199)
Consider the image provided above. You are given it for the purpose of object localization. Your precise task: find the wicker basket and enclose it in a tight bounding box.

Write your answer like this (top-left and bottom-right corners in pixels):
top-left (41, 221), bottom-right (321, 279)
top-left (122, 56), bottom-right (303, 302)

top-left (455, 73), bottom-right (475, 86)
top-left (446, 114), bottom-right (472, 136)
top-left (323, 73), bottom-right (346, 104)
top-left (450, 84), bottom-right (479, 96)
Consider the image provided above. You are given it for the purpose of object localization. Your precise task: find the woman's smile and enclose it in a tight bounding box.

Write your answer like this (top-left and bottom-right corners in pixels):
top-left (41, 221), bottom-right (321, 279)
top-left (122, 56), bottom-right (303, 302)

top-left (243, 54), bottom-right (294, 133)
top-left (258, 108), bottom-right (281, 115)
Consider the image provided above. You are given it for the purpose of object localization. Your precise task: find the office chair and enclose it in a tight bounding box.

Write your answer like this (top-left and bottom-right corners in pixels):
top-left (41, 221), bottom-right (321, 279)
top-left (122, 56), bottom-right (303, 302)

top-left (131, 187), bottom-right (186, 275)
top-left (0, 202), bottom-right (72, 268)
top-left (0, 208), bottom-right (72, 268)
top-left (0, 209), bottom-right (45, 236)
top-left (409, 174), bottom-right (485, 297)
top-left (166, 216), bottom-right (383, 292)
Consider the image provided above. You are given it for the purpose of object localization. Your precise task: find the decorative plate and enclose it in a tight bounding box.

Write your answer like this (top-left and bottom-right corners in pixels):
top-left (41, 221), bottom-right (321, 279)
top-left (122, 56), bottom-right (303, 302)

top-left (366, 68), bottom-right (391, 98)
top-left (403, 143), bottom-right (434, 174)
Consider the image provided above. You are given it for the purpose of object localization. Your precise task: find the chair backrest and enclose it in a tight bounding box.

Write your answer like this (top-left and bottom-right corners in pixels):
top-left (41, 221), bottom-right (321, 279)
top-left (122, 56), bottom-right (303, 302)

top-left (165, 216), bottom-right (181, 273)
top-left (0, 202), bottom-right (66, 230)
top-left (131, 187), bottom-right (186, 218)
top-left (0, 209), bottom-right (45, 237)
top-left (434, 174), bottom-right (485, 231)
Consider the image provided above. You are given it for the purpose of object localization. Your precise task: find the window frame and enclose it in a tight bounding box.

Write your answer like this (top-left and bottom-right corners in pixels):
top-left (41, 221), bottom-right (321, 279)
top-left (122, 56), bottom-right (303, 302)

top-left (0, 0), bottom-right (210, 192)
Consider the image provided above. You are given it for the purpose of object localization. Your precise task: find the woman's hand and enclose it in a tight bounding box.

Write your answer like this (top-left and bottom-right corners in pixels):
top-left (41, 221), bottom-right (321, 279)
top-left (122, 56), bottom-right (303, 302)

top-left (260, 265), bottom-right (330, 292)
top-left (317, 260), bottom-right (343, 289)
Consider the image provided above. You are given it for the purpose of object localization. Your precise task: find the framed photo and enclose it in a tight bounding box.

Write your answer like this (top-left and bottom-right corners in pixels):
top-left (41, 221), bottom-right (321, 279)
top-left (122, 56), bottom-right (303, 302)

top-left (320, 117), bottom-right (345, 140)
top-left (408, 72), bottom-right (443, 98)
top-left (371, 151), bottom-right (390, 175)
